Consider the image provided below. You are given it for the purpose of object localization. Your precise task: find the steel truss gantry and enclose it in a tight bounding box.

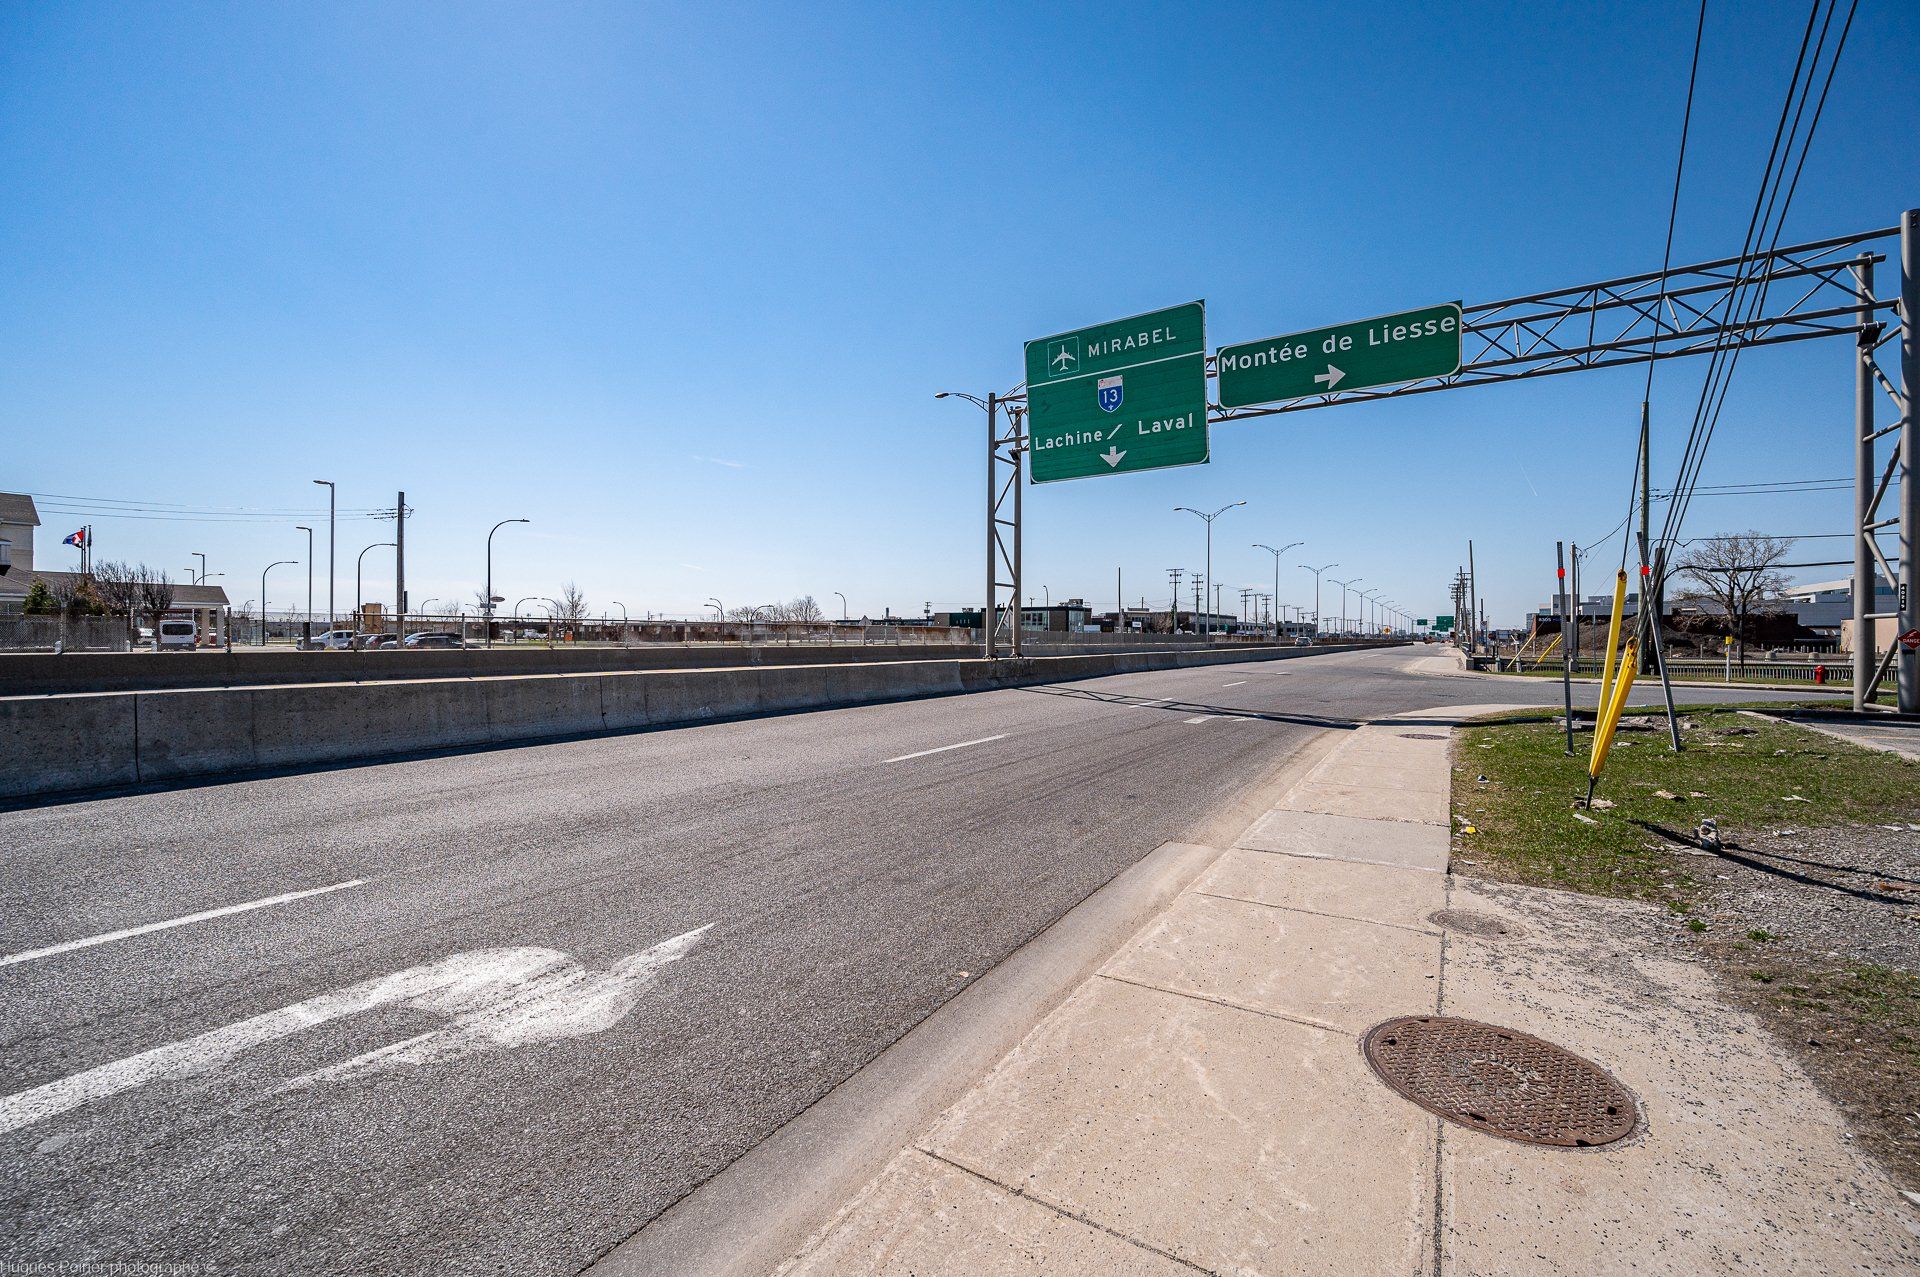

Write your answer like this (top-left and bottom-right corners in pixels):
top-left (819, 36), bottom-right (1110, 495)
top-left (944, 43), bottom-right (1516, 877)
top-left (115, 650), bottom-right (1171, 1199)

top-left (975, 214), bottom-right (1915, 709)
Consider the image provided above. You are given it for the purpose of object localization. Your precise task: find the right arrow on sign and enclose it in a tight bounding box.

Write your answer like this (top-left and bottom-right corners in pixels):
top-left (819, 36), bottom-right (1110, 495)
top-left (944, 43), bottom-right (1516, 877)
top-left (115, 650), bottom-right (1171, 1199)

top-left (1313, 365), bottom-right (1345, 390)
top-left (1101, 447), bottom-right (1127, 467)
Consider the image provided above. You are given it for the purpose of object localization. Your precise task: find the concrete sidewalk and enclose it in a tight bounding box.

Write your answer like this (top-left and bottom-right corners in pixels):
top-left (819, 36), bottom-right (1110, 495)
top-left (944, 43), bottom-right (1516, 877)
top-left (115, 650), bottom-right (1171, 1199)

top-left (776, 705), bottom-right (1920, 1275)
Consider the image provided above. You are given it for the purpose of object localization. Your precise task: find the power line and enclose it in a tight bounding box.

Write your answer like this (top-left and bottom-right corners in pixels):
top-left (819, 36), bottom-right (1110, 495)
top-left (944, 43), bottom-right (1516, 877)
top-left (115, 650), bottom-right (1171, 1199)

top-left (1659, 0), bottom-right (1856, 557)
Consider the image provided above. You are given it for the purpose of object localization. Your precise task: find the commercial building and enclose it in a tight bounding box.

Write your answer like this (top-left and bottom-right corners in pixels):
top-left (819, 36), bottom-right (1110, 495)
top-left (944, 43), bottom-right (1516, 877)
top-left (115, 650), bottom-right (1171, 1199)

top-left (0, 493), bottom-right (232, 636)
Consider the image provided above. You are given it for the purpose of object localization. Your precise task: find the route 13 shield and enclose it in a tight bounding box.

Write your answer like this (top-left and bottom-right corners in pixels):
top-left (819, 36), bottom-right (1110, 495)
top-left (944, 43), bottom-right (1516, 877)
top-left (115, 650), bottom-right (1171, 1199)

top-left (1097, 375), bottom-right (1124, 413)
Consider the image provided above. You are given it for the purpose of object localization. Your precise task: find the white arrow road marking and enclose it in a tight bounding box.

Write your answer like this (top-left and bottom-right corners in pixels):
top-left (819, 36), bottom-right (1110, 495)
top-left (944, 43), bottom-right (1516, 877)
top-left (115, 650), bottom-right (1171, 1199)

top-left (884, 734), bottom-right (1006, 764)
top-left (0, 879), bottom-right (367, 968)
top-left (1100, 446), bottom-right (1126, 467)
top-left (0, 924), bottom-right (712, 1135)
top-left (1313, 364), bottom-right (1345, 390)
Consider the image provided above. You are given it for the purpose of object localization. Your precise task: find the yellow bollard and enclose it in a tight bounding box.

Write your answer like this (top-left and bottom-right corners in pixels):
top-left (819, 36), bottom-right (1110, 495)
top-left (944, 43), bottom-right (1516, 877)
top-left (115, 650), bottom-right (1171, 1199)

top-left (1596, 569), bottom-right (1628, 718)
top-left (1586, 637), bottom-right (1641, 802)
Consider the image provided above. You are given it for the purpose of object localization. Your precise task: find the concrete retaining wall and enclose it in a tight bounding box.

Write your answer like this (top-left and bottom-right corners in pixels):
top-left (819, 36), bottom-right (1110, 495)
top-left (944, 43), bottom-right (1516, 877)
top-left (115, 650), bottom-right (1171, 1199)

top-left (0, 644), bottom-right (1387, 802)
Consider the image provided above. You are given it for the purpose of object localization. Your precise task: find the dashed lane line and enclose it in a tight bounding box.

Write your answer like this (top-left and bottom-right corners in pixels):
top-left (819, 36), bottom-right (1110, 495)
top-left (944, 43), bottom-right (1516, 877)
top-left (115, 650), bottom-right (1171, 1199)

top-left (883, 734), bottom-right (1008, 764)
top-left (0, 879), bottom-right (368, 969)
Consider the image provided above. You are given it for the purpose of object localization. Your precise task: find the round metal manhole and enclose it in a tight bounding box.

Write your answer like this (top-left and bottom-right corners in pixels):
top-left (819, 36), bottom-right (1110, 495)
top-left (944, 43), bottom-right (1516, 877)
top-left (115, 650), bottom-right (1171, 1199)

top-left (1428, 909), bottom-right (1520, 939)
top-left (1362, 1016), bottom-right (1637, 1148)
top-left (1399, 732), bottom-right (1448, 740)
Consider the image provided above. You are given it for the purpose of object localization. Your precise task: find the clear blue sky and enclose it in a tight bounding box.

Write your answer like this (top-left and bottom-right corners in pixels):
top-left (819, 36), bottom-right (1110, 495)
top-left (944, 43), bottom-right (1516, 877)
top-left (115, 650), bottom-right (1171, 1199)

top-left (3, 1), bottom-right (1913, 625)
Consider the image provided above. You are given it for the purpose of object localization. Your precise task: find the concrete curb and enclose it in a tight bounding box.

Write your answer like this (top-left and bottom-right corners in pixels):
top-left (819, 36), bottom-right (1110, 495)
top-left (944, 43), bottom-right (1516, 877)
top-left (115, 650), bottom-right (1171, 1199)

top-left (0, 644), bottom-right (1385, 802)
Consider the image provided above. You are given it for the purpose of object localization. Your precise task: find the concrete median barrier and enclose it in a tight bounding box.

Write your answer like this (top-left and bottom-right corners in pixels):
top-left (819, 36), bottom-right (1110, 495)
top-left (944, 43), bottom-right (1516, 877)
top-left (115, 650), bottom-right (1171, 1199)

top-left (0, 644), bottom-right (1389, 801)
top-left (135, 687), bottom-right (257, 782)
top-left (0, 695), bottom-right (139, 794)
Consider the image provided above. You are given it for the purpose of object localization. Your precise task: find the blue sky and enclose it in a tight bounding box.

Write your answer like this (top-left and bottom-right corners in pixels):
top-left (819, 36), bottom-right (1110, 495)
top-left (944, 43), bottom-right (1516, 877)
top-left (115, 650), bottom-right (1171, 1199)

top-left (3, 1), bottom-right (1913, 625)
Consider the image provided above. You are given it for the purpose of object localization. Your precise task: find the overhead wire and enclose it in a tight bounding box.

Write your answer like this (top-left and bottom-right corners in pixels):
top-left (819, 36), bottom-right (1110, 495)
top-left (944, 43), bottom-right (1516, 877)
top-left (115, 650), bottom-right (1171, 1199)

top-left (1658, 0), bottom-right (1857, 558)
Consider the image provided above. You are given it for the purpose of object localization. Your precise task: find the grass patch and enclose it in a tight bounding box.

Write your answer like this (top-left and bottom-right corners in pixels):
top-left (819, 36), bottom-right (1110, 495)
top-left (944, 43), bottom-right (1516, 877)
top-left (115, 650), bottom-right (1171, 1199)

top-left (1452, 703), bottom-right (1920, 903)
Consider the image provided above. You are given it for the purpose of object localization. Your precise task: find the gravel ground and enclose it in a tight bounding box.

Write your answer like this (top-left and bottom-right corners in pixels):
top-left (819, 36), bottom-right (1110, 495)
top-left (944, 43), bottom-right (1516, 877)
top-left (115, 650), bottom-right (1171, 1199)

top-left (1679, 822), bottom-right (1920, 1191)
top-left (1693, 822), bottom-right (1920, 969)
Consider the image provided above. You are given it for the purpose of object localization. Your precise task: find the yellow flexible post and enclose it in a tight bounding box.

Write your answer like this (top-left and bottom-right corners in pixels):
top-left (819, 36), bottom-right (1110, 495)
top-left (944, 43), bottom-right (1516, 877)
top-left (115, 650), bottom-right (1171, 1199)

top-left (1586, 638), bottom-right (1641, 800)
top-left (1596, 569), bottom-right (1628, 716)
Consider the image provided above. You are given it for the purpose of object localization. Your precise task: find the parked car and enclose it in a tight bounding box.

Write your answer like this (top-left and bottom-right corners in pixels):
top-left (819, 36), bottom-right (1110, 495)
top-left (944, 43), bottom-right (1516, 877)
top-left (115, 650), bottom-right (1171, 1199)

top-left (156, 619), bottom-right (197, 651)
top-left (352, 632), bottom-right (398, 649)
top-left (307, 628), bottom-right (358, 650)
top-left (403, 631), bottom-right (465, 649)
top-left (1293, 636), bottom-right (1312, 646)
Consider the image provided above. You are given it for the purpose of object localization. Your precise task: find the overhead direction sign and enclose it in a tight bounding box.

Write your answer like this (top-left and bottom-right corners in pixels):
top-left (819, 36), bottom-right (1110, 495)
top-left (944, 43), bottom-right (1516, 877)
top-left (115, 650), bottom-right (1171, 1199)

top-left (1217, 302), bottom-right (1463, 409)
top-left (1024, 301), bottom-right (1207, 483)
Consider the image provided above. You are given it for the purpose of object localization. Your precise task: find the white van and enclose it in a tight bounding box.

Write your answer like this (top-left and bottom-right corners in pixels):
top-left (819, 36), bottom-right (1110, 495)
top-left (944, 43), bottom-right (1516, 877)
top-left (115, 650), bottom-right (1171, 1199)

top-left (156, 618), bottom-right (198, 650)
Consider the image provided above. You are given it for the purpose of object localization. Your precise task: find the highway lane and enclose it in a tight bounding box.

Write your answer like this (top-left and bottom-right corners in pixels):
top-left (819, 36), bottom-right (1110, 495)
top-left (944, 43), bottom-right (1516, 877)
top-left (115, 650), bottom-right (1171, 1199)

top-left (0, 649), bottom-right (1833, 1274)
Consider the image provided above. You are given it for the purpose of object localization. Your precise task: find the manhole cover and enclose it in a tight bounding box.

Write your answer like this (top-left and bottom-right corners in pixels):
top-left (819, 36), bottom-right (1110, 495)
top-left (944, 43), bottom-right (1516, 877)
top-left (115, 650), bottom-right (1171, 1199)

top-left (1398, 732), bottom-right (1447, 740)
top-left (1362, 1016), bottom-right (1637, 1148)
top-left (1428, 909), bottom-right (1519, 939)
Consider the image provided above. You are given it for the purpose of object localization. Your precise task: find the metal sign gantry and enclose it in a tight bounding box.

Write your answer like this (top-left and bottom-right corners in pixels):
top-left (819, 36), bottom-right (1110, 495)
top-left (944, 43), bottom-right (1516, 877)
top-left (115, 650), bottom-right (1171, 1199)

top-left (974, 212), bottom-right (1916, 710)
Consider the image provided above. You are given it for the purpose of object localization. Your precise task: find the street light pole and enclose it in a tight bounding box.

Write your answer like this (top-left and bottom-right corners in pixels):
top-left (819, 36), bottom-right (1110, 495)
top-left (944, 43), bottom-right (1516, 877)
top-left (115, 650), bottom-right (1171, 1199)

top-left (1253, 541), bottom-right (1302, 642)
top-left (834, 591), bottom-right (848, 621)
top-left (356, 541), bottom-right (396, 619)
top-left (485, 518), bottom-right (531, 648)
top-left (1175, 502), bottom-right (1245, 643)
top-left (261, 560), bottom-right (294, 646)
top-left (1300, 563), bottom-right (1337, 639)
top-left (312, 480), bottom-right (335, 629)
top-left (191, 552), bottom-right (208, 585)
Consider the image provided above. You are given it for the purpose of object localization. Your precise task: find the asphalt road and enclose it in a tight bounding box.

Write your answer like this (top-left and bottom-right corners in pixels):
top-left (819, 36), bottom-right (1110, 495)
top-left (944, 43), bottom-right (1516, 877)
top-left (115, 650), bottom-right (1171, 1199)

top-left (0, 648), bottom-right (1836, 1274)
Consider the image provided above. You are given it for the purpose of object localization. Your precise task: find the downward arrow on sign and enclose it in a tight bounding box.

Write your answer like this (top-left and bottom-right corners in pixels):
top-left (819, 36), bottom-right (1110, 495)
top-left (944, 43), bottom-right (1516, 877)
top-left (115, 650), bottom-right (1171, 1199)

top-left (1101, 447), bottom-right (1126, 467)
top-left (1313, 365), bottom-right (1346, 390)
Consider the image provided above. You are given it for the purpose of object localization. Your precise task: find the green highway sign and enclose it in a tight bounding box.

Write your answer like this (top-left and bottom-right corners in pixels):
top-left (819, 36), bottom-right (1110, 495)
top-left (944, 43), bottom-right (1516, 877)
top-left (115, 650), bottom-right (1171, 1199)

top-left (1216, 302), bottom-right (1463, 408)
top-left (1431, 615), bottom-right (1455, 633)
top-left (1024, 301), bottom-right (1207, 483)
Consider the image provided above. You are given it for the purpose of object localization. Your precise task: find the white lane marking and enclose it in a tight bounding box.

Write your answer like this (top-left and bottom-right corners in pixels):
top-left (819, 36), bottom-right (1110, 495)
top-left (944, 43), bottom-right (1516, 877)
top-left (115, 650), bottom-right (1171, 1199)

top-left (884, 734), bottom-right (1006, 764)
top-left (0, 924), bottom-right (712, 1135)
top-left (1222, 681), bottom-right (1248, 687)
top-left (1126, 698), bottom-right (1172, 710)
top-left (0, 879), bottom-right (367, 969)
top-left (1184, 716), bottom-right (1216, 725)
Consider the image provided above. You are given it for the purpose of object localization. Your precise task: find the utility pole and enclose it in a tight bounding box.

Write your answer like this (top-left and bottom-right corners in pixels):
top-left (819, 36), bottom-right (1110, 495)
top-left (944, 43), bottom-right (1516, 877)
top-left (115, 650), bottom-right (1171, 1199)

top-left (1467, 540), bottom-right (1478, 655)
top-left (296, 525), bottom-right (313, 643)
top-left (1167, 568), bottom-right (1183, 632)
top-left (1569, 544), bottom-right (1581, 675)
top-left (313, 479), bottom-right (335, 630)
top-left (1556, 542), bottom-right (1574, 753)
top-left (394, 491), bottom-right (406, 643)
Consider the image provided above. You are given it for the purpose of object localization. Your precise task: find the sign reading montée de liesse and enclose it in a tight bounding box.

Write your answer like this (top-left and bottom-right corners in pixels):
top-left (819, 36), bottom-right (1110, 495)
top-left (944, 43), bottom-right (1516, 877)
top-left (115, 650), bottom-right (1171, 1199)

top-left (1024, 301), bottom-right (1208, 484)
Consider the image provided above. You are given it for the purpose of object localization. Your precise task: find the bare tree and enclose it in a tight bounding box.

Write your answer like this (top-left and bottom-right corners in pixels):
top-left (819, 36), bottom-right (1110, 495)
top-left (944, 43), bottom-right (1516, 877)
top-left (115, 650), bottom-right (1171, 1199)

top-left (47, 573), bottom-right (91, 618)
top-left (782, 594), bottom-right (825, 624)
top-left (555, 582), bottom-right (590, 624)
top-left (89, 561), bottom-right (141, 633)
top-left (136, 567), bottom-right (176, 632)
top-left (1675, 532), bottom-right (1794, 671)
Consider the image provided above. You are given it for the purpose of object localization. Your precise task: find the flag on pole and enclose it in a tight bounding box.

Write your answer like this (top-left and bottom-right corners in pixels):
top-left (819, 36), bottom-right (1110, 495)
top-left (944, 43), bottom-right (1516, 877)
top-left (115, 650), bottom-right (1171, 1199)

top-left (62, 528), bottom-right (89, 549)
